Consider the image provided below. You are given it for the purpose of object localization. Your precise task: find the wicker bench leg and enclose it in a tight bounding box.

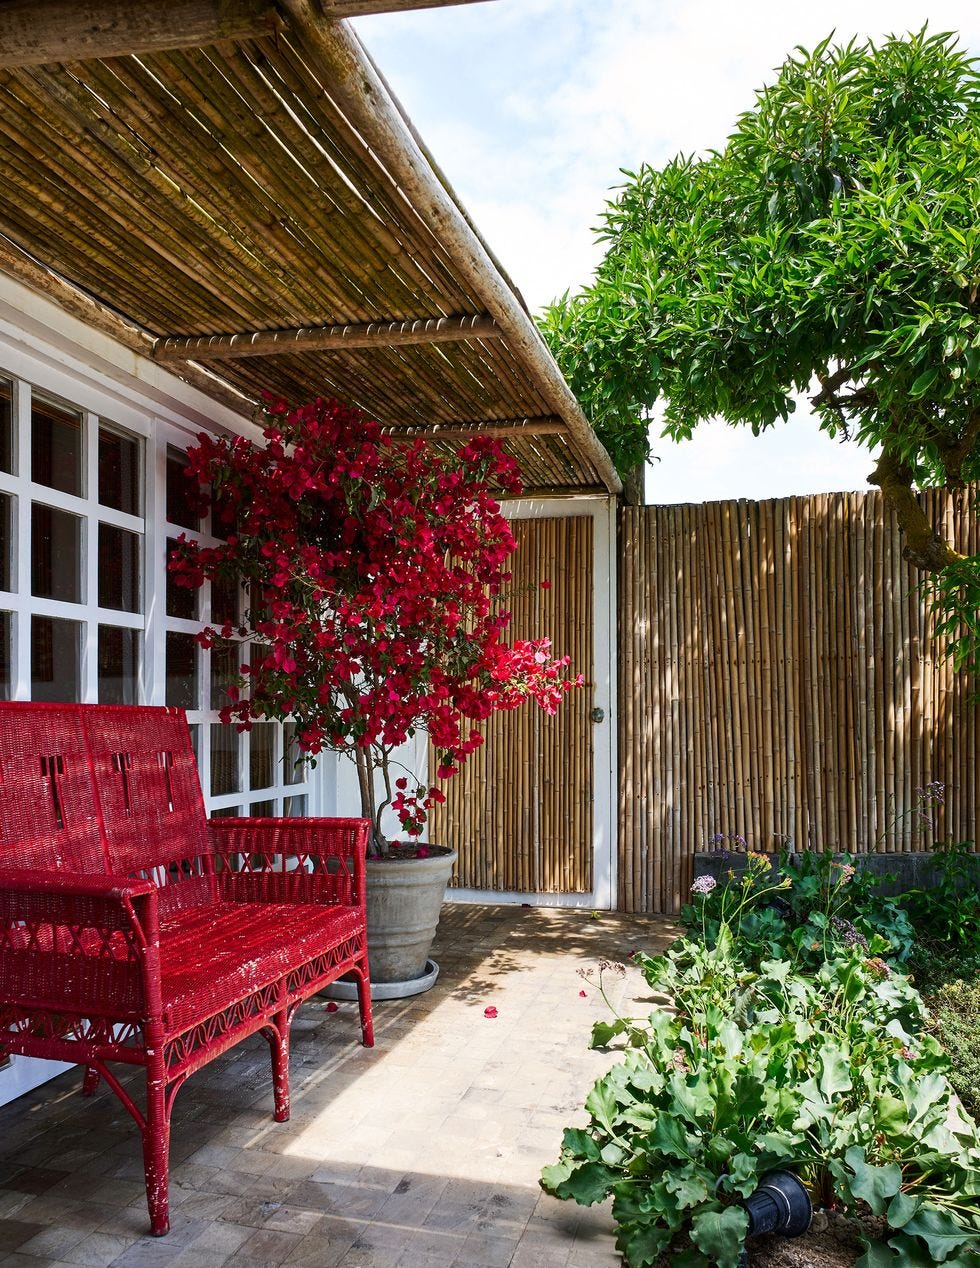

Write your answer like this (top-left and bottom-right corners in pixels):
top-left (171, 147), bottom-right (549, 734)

top-left (143, 1051), bottom-right (171, 1236)
top-left (354, 963), bottom-right (374, 1047)
top-left (82, 1066), bottom-right (100, 1096)
top-left (261, 1011), bottom-right (291, 1123)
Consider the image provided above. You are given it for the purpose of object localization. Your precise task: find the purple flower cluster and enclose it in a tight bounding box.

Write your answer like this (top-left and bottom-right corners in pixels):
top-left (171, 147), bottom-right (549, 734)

top-left (830, 916), bottom-right (868, 949)
top-left (691, 875), bottom-right (718, 896)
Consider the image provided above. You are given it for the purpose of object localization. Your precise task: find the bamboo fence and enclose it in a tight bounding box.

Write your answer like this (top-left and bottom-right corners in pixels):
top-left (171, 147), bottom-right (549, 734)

top-left (431, 515), bottom-right (595, 893)
top-left (620, 489), bottom-right (980, 914)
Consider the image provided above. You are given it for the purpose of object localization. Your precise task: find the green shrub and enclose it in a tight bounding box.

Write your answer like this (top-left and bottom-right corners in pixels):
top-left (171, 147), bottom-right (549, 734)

top-left (543, 932), bottom-right (980, 1267)
top-left (928, 978), bottom-right (980, 1122)
top-left (684, 849), bottom-right (913, 968)
top-left (900, 840), bottom-right (980, 952)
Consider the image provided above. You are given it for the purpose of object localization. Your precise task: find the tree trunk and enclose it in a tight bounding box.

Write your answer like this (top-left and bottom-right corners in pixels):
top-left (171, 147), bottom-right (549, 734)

top-left (868, 445), bottom-right (962, 572)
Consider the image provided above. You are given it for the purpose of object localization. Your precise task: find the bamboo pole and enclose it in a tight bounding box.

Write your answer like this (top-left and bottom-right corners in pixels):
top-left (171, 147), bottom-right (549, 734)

top-left (0, 0), bottom-right (279, 68)
top-left (277, 3), bottom-right (622, 496)
top-left (153, 315), bottom-right (503, 360)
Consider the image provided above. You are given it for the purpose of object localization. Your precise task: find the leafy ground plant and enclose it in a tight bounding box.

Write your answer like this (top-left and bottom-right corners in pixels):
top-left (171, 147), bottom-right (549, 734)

top-left (684, 849), bottom-right (913, 969)
top-left (543, 933), bottom-right (980, 1267)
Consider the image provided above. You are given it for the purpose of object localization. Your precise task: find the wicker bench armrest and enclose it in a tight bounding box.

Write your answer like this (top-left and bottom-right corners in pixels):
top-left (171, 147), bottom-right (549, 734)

top-left (208, 817), bottom-right (370, 908)
top-left (0, 868), bottom-right (160, 1019)
top-left (0, 869), bottom-right (156, 902)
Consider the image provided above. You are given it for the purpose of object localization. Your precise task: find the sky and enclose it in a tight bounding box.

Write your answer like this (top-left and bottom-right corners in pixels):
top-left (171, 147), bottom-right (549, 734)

top-left (352, 1), bottom-right (980, 504)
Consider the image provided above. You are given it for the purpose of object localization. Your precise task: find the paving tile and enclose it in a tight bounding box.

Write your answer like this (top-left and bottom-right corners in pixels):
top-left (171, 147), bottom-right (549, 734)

top-left (0, 907), bottom-right (670, 1268)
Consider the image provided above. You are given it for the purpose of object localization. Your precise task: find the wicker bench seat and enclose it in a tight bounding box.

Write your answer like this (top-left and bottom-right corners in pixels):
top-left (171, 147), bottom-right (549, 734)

top-left (0, 702), bottom-right (373, 1236)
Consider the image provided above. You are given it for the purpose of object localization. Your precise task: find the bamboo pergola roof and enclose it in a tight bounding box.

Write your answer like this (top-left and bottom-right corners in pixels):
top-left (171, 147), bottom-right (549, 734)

top-left (0, 0), bottom-right (620, 496)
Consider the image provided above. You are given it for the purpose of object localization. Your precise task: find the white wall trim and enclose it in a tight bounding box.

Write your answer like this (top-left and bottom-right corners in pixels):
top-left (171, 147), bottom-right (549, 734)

top-left (0, 272), bottom-right (258, 442)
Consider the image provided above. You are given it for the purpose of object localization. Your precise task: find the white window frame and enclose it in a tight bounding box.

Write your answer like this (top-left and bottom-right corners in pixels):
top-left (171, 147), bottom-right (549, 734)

top-left (0, 273), bottom-right (323, 1105)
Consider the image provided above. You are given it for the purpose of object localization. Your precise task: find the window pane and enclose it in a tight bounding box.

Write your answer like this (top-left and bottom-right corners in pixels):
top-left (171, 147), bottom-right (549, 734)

top-left (0, 610), bottom-right (11, 700)
top-left (211, 724), bottom-right (241, 796)
top-left (32, 503), bottom-right (81, 602)
top-left (32, 615), bottom-right (81, 701)
top-left (0, 492), bottom-right (13, 592)
top-left (32, 393), bottom-right (83, 496)
top-left (165, 631), bottom-right (198, 709)
top-left (210, 571), bottom-right (240, 626)
top-left (211, 806), bottom-right (242, 818)
top-left (0, 377), bottom-right (12, 474)
top-left (99, 626), bottom-right (140, 704)
top-left (98, 524), bottom-right (141, 612)
top-left (211, 640), bottom-right (242, 712)
top-left (283, 720), bottom-right (304, 785)
top-left (249, 721), bottom-right (275, 790)
top-left (284, 794), bottom-right (308, 817)
top-left (166, 446), bottom-right (200, 531)
top-left (99, 426), bottom-right (141, 515)
top-left (165, 536), bottom-right (198, 620)
top-left (250, 800), bottom-right (275, 818)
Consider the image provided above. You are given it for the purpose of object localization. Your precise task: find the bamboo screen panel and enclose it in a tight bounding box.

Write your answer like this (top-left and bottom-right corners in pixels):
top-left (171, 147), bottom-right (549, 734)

top-left (432, 515), bottom-right (594, 893)
top-left (620, 489), bottom-right (980, 914)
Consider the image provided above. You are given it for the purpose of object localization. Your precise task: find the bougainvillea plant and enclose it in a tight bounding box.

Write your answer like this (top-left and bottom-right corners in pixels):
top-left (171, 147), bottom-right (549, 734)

top-left (170, 396), bottom-right (582, 857)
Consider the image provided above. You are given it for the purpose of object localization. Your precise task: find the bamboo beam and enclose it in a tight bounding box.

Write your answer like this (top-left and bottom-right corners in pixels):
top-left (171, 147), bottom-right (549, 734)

top-left (152, 314), bottom-right (502, 361)
top-left (322, 0), bottom-right (495, 14)
top-left (279, 2), bottom-right (622, 497)
top-left (383, 416), bottom-right (563, 441)
top-left (0, 0), bottom-right (280, 68)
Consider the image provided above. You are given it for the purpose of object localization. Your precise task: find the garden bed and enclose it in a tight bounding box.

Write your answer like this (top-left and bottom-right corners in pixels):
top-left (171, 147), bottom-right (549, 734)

top-left (543, 848), bottom-right (980, 1267)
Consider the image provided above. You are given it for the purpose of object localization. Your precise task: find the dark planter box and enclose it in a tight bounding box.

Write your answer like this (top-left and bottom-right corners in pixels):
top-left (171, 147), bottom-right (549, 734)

top-left (693, 850), bottom-right (980, 897)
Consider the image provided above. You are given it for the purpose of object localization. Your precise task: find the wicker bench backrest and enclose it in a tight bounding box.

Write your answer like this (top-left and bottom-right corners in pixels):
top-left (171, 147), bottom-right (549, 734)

top-left (80, 706), bottom-right (216, 914)
top-left (0, 701), bottom-right (108, 873)
top-left (0, 703), bottom-right (216, 913)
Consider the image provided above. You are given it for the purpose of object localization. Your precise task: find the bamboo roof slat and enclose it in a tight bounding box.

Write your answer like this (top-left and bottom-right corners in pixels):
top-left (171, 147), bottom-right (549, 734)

top-left (0, 2), bottom-right (617, 495)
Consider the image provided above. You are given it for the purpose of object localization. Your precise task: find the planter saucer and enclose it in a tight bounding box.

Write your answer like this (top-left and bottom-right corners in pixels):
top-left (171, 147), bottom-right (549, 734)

top-left (321, 958), bottom-right (440, 1001)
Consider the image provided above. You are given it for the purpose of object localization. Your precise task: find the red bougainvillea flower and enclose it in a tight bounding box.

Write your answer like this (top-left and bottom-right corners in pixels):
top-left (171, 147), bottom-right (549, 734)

top-left (578, 990), bottom-right (587, 998)
top-left (483, 1006), bottom-right (498, 1019)
top-left (169, 395), bottom-right (582, 857)
top-left (323, 1001), bottom-right (339, 1013)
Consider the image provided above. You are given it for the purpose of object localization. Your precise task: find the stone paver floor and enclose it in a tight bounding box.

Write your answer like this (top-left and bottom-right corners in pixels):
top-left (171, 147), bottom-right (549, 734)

top-left (0, 904), bottom-right (676, 1268)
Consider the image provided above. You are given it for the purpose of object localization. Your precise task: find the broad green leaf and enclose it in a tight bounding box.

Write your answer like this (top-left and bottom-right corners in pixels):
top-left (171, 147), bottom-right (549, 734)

top-left (903, 1205), bottom-right (978, 1261)
top-left (887, 1191), bottom-right (922, 1229)
top-left (560, 1128), bottom-right (601, 1161)
top-left (546, 1160), bottom-right (620, 1206)
top-left (664, 1168), bottom-right (710, 1208)
top-left (616, 1221), bottom-right (672, 1268)
top-left (845, 1150), bottom-right (903, 1216)
top-left (690, 1204), bottom-right (749, 1266)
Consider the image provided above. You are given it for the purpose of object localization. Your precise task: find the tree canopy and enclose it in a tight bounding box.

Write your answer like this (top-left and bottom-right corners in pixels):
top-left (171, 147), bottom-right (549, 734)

top-left (540, 28), bottom-right (980, 660)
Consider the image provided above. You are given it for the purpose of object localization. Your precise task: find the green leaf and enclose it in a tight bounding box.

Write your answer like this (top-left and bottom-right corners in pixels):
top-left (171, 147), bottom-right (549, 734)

top-left (845, 1148), bottom-right (903, 1215)
top-left (616, 1221), bottom-right (672, 1268)
top-left (592, 1019), bottom-right (628, 1048)
top-left (560, 1128), bottom-right (601, 1161)
top-left (909, 366), bottom-right (939, 397)
top-left (903, 1205), bottom-right (978, 1261)
top-left (647, 1115), bottom-right (696, 1162)
top-left (818, 1042), bottom-right (853, 1099)
top-left (664, 1167), bottom-right (710, 1209)
top-left (690, 1204), bottom-right (749, 1265)
top-left (887, 1191), bottom-right (922, 1229)
top-left (540, 1161), bottom-right (619, 1206)
top-left (585, 1081), bottom-right (622, 1136)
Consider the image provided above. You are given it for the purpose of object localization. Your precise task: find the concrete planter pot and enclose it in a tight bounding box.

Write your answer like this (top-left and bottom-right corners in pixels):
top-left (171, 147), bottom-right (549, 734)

top-left (323, 846), bottom-right (457, 1001)
top-left (364, 846), bottom-right (457, 989)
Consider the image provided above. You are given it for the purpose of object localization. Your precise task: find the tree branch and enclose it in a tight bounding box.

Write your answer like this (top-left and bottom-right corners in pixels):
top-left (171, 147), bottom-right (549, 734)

top-left (868, 443), bottom-right (963, 571)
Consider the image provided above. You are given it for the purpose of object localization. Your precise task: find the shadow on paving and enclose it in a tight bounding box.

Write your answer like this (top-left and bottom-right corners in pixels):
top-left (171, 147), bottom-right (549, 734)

top-left (0, 904), bottom-right (677, 1267)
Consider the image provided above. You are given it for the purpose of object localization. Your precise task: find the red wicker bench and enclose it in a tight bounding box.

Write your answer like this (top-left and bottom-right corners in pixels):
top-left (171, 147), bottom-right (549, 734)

top-left (0, 702), bottom-right (373, 1236)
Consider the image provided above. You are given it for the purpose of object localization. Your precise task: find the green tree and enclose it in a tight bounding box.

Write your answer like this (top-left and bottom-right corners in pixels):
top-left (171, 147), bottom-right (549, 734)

top-left (540, 28), bottom-right (980, 665)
